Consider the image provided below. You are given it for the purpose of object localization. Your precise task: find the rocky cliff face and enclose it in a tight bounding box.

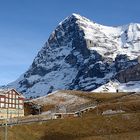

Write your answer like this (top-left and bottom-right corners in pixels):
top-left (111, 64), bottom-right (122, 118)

top-left (6, 14), bottom-right (140, 97)
top-left (116, 64), bottom-right (140, 83)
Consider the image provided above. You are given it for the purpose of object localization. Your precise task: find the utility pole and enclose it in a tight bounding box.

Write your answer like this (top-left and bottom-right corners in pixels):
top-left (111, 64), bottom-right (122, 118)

top-left (18, 98), bottom-right (20, 121)
top-left (5, 108), bottom-right (8, 140)
top-left (17, 97), bottom-right (19, 124)
top-left (96, 102), bottom-right (99, 115)
top-left (38, 104), bottom-right (41, 115)
top-left (38, 106), bottom-right (40, 121)
top-left (36, 104), bottom-right (41, 121)
top-left (5, 122), bottom-right (7, 140)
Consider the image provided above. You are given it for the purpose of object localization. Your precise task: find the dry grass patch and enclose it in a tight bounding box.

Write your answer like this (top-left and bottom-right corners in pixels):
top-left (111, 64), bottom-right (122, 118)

top-left (60, 90), bottom-right (127, 102)
top-left (84, 100), bottom-right (140, 115)
top-left (0, 112), bottom-right (139, 140)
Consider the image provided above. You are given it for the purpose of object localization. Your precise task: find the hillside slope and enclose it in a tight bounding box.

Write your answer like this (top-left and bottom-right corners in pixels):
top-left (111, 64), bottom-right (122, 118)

top-left (0, 112), bottom-right (140, 140)
top-left (1, 91), bottom-right (139, 140)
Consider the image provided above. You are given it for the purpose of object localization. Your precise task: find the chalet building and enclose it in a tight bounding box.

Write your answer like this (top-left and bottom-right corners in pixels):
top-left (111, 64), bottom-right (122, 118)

top-left (0, 89), bottom-right (25, 119)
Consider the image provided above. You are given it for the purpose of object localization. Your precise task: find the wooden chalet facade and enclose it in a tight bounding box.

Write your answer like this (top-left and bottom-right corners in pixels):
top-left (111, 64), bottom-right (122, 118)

top-left (0, 89), bottom-right (25, 119)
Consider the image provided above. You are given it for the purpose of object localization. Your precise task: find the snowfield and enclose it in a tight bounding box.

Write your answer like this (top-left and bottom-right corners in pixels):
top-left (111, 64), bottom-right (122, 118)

top-left (93, 80), bottom-right (140, 93)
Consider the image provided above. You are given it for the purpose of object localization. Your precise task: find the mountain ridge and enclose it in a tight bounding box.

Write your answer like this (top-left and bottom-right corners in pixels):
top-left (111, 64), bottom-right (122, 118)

top-left (5, 13), bottom-right (140, 97)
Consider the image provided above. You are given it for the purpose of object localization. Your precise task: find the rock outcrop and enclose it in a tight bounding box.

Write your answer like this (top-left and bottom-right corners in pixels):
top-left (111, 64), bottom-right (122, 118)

top-left (116, 64), bottom-right (140, 83)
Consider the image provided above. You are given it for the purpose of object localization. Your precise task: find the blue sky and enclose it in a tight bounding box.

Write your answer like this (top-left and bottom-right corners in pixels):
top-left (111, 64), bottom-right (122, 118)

top-left (0, 0), bottom-right (140, 85)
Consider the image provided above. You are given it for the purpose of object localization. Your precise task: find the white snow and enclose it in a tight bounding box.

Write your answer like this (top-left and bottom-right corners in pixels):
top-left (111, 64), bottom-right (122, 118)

top-left (73, 14), bottom-right (140, 60)
top-left (27, 75), bottom-right (41, 83)
top-left (93, 80), bottom-right (140, 93)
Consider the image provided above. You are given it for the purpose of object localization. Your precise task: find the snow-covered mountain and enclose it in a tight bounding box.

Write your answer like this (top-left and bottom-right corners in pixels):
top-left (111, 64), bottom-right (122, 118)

top-left (6, 13), bottom-right (140, 97)
top-left (93, 80), bottom-right (140, 93)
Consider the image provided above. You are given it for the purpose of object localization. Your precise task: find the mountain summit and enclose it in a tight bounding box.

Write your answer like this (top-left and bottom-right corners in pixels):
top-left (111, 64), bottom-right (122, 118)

top-left (7, 14), bottom-right (140, 97)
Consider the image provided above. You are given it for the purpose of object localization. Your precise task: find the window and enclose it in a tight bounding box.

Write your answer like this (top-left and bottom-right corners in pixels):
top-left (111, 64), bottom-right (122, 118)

top-left (13, 100), bottom-right (15, 103)
top-left (5, 104), bottom-right (8, 108)
top-left (6, 98), bottom-right (8, 103)
top-left (0, 103), bottom-right (4, 108)
top-left (9, 94), bottom-right (12, 98)
top-left (9, 104), bottom-right (12, 108)
top-left (13, 104), bottom-right (15, 108)
top-left (1, 98), bottom-right (4, 102)
top-left (16, 100), bottom-right (19, 104)
top-left (16, 105), bottom-right (18, 109)
top-left (9, 99), bottom-right (11, 103)
top-left (13, 94), bottom-right (15, 98)
top-left (16, 95), bottom-right (18, 99)
top-left (19, 105), bottom-right (23, 109)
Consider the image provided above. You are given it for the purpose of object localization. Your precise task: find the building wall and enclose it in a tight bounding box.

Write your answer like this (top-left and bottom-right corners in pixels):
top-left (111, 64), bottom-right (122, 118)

top-left (0, 108), bottom-right (24, 119)
top-left (0, 89), bottom-right (24, 119)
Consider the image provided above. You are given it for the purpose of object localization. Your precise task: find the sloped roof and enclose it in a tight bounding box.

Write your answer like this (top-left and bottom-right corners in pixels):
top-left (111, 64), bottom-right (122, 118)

top-left (0, 88), bottom-right (25, 98)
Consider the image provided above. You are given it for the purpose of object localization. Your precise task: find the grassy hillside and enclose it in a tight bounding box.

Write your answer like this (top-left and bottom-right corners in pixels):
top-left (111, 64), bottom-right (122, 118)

top-left (0, 112), bottom-right (140, 140)
top-left (1, 91), bottom-right (139, 140)
top-left (29, 90), bottom-right (131, 115)
top-left (59, 90), bottom-right (127, 102)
